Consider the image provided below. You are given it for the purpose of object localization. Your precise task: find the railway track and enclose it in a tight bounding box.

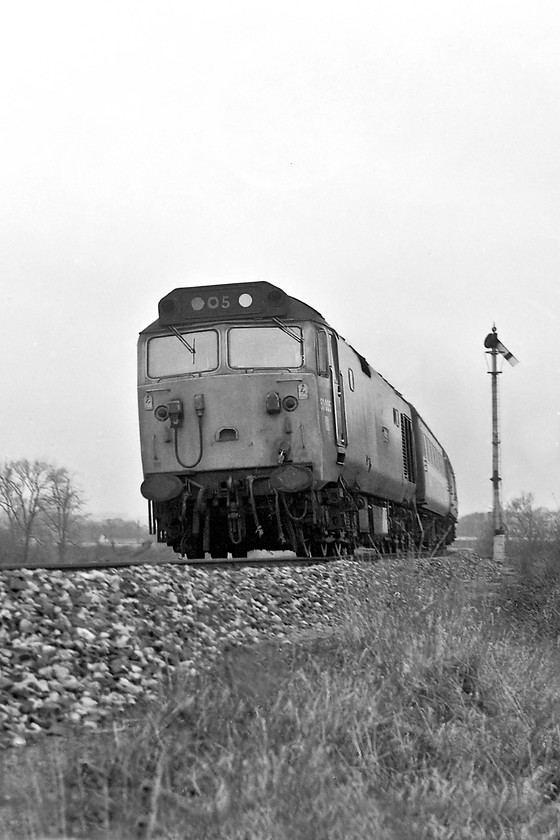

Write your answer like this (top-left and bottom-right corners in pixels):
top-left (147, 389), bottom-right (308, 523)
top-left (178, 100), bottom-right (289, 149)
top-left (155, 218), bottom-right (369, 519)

top-left (0, 545), bottom-right (453, 574)
top-left (0, 551), bottom-right (369, 573)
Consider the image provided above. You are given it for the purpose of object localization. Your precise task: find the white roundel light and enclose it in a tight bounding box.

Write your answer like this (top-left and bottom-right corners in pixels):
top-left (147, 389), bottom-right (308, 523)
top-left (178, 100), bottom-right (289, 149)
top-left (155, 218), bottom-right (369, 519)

top-left (238, 293), bottom-right (253, 308)
top-left (191, 296), bottom-right (205, 311)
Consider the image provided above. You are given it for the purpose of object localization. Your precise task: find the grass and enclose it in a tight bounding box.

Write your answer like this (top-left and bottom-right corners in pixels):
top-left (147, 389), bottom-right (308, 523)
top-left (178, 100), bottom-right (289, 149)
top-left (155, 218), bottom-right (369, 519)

top-left (3, 552), bottom-right (560, 839)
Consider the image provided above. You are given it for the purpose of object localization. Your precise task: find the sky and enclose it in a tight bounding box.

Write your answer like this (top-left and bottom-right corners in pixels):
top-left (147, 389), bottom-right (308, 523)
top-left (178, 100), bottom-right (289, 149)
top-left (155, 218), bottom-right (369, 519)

top-left (1, 0), bottom-right (560, 521)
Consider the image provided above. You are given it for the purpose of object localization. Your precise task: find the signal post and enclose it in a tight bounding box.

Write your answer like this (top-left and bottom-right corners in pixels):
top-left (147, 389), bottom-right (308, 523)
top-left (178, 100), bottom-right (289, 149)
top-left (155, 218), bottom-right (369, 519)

top-left (484, 326), bottom-right (518, 562)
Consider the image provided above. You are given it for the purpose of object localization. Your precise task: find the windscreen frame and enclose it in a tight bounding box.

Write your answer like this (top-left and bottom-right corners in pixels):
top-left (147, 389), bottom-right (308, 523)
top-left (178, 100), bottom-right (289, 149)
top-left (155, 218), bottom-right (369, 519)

top-left (227, 324), bottom-right (304, 370)
top-left (146, 328), bottom-right (220, 379)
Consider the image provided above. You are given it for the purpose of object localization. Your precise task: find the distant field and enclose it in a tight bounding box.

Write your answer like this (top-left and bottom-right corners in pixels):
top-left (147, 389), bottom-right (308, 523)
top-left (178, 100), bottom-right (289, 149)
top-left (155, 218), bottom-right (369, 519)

top-left (0, 540), bottom-right (171, 570)
top-left (452, 535), bottom-right (478, 547)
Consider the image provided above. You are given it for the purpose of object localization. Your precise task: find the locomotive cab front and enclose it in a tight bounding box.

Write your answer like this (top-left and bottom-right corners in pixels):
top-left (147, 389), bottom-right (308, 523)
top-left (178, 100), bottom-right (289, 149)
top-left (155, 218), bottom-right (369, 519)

top-left (138, 282), bottom-right (340, 556)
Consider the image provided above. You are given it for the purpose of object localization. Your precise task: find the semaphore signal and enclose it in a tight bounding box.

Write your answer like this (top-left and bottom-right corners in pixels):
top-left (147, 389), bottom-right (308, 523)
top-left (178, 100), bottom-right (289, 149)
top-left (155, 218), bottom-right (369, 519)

top-left (484, 325), bottom-right (519, 562)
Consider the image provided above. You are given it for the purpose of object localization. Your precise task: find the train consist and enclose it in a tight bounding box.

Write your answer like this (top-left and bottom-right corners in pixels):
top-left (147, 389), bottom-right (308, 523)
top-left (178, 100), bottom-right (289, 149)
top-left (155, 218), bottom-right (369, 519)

top-left (138, 282), bottom-right (457, 558)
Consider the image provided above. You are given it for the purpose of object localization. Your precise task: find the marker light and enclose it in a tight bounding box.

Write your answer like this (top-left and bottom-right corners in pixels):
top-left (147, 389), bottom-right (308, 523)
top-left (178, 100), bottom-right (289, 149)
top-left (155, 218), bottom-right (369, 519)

top-left (154, 405), bottom-right (169, 421)
top-left (282, 395), bottom-right (298, 412)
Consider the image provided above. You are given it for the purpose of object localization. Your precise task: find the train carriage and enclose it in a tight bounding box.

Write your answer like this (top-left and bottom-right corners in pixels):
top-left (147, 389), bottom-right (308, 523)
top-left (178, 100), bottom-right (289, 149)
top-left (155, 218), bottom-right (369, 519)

top-left (138, 281), bottom-right (457, 558)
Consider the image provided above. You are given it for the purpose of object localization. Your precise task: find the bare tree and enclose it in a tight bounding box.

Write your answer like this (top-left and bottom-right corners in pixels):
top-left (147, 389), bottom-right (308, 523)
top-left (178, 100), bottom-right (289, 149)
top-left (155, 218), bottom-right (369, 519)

top-left (0, 460), bottom-right (52, 562)
top-left (505, 493), bottom-right (554, 547)
top-left (41, 466), bottom-right (85, 562)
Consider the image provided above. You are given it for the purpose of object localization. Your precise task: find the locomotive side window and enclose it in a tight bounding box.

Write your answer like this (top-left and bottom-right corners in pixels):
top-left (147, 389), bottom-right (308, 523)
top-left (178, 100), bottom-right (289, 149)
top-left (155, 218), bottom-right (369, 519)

top-left (147, 330), bottom-right (219, 378)
top-left (316, 329), bottom-right (329, 377)
top-left (228, 326), bottom-right (303, 369)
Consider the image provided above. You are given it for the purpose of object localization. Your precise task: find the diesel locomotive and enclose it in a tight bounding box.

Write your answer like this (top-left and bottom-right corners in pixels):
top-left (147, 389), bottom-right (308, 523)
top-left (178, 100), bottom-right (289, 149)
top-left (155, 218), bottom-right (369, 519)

top-left (138, 282), bottom-right (458, 558)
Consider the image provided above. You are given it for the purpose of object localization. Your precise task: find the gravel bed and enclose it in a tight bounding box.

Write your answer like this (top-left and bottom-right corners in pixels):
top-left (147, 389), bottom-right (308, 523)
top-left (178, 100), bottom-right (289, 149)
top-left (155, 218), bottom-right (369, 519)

top-left (0, 552), bottom-right (490, 749)
top-left (0, 560), bottom-right (367, 747)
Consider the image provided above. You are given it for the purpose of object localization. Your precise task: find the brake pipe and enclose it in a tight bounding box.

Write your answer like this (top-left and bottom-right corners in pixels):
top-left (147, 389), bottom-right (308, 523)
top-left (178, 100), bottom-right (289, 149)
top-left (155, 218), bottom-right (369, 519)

top-left (184, 479), bottom-right (205, 537)
top-left (280, 492), bottom-right (308, 523)
top-left (247, 476), bottom-right (264, 538)
top-left (274, 491), bottom-right (287, 545)
top-left (174, 417), bottom-right (203, 469)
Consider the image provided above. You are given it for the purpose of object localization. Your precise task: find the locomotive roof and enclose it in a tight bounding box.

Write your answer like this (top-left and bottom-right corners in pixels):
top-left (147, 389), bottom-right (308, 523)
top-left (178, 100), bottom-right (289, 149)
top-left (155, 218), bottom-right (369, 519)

top-left (140, 281), bottom-right (330, 334)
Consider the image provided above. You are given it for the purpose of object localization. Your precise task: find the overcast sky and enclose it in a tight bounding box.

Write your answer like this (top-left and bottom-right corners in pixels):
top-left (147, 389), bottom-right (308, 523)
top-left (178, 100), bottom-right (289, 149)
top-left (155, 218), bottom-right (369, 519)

top-left (2, 0), bottom-right (560, 521)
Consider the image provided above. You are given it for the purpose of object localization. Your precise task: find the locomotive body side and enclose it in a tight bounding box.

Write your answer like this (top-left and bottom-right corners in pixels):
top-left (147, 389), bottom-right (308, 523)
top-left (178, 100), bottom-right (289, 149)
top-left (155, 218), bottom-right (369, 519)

top-left (411, 408), bottom-right (454, 517)
top-left (333, 334), bottom-right (416, 505)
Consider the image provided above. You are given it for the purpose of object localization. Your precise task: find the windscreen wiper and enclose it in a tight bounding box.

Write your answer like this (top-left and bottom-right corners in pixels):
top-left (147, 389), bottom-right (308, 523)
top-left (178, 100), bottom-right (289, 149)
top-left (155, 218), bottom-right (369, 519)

top-left (272, 318), bottom-right (303, 344)
top-left (169, 325), bottom-right (196, 358)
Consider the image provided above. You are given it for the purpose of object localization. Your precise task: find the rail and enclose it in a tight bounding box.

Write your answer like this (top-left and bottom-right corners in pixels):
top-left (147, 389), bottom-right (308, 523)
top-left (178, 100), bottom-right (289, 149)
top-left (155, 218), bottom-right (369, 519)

top-left (0, 548), bottom-right (393, 573)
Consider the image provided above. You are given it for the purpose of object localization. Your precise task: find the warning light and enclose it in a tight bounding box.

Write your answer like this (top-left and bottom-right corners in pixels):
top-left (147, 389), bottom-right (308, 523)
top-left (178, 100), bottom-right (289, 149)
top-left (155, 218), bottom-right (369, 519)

top-left (238, 293), bottom-right (253, 308)
top-left (191, 297), bottom-right (205, 311)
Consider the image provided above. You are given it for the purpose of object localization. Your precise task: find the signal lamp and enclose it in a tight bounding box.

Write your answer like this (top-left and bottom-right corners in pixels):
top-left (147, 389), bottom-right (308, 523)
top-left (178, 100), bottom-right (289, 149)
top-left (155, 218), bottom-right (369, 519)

top-left (282, 395), bottom-right (298, 412)
top-left (154, 405), bottom-right (169, 421)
